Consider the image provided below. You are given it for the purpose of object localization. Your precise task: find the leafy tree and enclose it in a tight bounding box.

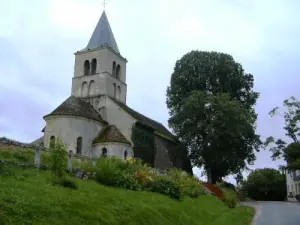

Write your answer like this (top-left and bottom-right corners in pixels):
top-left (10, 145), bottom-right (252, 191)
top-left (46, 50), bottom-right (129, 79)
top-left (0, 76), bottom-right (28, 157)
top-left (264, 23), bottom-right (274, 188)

top-left (241, 168), bottom-right (286, 201)
top-left (265, 97), bottom-right (300, 170)
top-left (166, 51), bottom-right (261, 184)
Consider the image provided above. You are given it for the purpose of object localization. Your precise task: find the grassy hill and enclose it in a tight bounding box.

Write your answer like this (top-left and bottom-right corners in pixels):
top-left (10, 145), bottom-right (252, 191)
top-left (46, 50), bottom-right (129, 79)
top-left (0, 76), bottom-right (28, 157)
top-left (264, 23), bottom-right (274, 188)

top-left (0, 143), bottom-right (255, 225)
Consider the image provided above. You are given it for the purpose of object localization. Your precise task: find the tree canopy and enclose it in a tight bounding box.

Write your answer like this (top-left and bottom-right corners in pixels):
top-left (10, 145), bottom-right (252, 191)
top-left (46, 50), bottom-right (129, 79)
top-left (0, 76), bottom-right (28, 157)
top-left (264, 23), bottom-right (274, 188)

top-left (265, 96), bottom-right (300, 170)
top-left (241, 168), bottom-right (286, 201)
top-left (166, 50), bottom-right (261, 183)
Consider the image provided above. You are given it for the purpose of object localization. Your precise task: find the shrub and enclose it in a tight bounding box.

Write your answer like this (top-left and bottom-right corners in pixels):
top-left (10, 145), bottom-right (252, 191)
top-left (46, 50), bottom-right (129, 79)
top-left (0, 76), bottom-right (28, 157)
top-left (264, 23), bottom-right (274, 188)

top-left (295, 194), bottom-right (300, 201)
top-left (151, 176), bottom-right (182, 200)
top-left (95, 159), bottom-right (121, 186)
top-left (53, 178), bottom-right (78, 190)
top-left (202, 183), bottom-right (225, 200)
top-left (167, 169), bottom-right (205, 198)
top-left (223, 188), bottom-right (239, 208)
top-left (116, 172), bottom-right (142, 191)
top-left (51, 138), bottom-right (67, 180)
top-left (218, 181), bottom-right (236, 192)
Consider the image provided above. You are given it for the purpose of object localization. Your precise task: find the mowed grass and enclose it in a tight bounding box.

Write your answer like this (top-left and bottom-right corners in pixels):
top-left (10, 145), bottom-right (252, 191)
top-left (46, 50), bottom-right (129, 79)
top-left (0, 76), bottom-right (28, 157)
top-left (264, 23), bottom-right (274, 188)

top-left (0, 165), bottom-right (254, 225)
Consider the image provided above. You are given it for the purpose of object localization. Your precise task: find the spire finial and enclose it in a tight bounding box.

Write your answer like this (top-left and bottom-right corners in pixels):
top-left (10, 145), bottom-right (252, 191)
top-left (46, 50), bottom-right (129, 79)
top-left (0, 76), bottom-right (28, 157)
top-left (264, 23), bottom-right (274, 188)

top-left (103, 0), bottom-right (107, 10)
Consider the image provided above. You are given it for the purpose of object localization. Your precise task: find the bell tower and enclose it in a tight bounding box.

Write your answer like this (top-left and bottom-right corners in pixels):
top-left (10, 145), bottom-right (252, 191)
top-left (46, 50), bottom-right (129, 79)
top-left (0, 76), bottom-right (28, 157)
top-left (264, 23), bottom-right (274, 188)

top-left (71, 11), bottom-right (128, 104)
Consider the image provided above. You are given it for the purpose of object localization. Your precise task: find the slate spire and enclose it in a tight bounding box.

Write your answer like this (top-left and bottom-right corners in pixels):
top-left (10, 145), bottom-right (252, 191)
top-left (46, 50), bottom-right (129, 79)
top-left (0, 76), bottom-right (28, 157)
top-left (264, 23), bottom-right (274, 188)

top-left (81, 11), bottom-right (120, 53)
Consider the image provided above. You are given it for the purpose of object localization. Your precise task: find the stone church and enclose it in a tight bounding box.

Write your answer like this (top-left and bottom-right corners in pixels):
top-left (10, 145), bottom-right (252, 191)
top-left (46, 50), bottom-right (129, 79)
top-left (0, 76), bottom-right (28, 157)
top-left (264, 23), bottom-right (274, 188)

top-left (33, 11), bottom-right (192, 174)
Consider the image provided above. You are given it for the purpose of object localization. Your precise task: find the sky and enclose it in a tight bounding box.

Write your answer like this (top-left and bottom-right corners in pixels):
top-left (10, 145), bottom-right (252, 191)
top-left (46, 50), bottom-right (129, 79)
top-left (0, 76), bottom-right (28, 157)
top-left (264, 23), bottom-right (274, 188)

top-left (0, 0), bottom-right (299, 183)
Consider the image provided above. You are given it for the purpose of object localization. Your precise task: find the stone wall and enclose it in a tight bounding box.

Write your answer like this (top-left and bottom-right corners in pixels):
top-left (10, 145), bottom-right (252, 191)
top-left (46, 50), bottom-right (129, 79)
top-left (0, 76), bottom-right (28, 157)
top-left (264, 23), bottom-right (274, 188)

top-left (0, 137), bottom-right (36, 149)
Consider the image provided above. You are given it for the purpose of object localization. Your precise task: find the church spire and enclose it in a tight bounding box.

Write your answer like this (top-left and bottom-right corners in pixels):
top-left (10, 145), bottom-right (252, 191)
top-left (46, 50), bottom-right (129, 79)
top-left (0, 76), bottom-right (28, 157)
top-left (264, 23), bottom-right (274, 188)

top-left (81, 11), bottom-right (120, 53)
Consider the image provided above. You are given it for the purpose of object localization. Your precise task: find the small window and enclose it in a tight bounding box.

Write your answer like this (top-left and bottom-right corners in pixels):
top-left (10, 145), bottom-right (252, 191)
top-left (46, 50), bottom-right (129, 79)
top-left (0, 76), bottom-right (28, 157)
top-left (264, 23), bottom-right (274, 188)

top-left (84, 60), bottom-right (90, 75)
top-left (91, 58), bottom-right (97, 74)
top-left (113, 83), bottom-right (116, 98)
top-left (102, 148), bottom-right (107, 157)
top-left (116, 64), bottom-right (121, 79)
top-left (112, 61), bottom-right (116, 77)
top-left (76, 137), bottom-right (83, 155)
top-left (50, 136), bottom-right (55, 149)
top-left (124, 150), bottom-right (128, 160)
top-left (117, 86), bottom-right (121, 100)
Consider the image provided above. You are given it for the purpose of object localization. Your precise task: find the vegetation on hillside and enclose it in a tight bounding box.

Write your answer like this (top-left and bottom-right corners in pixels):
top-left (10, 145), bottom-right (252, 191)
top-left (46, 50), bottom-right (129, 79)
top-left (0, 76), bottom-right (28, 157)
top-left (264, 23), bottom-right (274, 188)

top-left (240, 168), bottom-right (286, 201)
top-left (166, 50), bottom-right (261, 184)
top-left (0, 164), bottom-right (255, 225)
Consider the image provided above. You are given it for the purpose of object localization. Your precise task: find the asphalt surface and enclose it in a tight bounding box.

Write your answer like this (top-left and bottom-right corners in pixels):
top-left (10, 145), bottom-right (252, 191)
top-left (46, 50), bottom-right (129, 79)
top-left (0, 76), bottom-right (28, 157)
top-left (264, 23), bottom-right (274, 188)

top-left (242, 201), bottom-right (300, 225)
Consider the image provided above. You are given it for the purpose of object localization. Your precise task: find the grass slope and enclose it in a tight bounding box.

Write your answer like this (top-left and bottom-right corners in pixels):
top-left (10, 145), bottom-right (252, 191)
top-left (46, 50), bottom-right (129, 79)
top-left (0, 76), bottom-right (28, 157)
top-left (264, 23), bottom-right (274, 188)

top-left (0, 165), bottom-right (254, 225)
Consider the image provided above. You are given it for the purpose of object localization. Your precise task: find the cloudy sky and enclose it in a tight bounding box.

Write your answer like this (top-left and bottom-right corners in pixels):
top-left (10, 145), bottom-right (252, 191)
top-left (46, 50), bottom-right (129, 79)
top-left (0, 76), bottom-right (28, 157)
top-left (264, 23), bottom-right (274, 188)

top-left (0, 0), bottom-right (299, 182)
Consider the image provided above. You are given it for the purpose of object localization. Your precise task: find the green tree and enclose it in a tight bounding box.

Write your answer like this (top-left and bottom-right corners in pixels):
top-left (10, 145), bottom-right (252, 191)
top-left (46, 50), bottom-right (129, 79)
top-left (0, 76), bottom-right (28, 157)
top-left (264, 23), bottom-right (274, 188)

top-left (51, 137), bottom-right (67, 180)
top-left (265, 97), bottom-right (300, 170)
top-left (166, 51), bottom-right (261, 184)
top-left (242, 168), bottom-right (286, 201)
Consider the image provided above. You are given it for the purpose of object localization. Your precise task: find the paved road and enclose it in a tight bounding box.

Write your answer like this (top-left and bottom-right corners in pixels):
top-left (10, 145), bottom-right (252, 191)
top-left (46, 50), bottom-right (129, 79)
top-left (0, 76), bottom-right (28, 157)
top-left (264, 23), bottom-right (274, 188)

top-left (242, 201), bottom-right (300, 225)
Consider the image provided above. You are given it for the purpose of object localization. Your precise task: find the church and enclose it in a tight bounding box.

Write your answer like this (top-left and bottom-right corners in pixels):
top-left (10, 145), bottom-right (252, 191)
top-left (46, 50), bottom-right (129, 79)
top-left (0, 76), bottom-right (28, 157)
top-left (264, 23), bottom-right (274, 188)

top-left (33, 11), bottom-right (192, 174)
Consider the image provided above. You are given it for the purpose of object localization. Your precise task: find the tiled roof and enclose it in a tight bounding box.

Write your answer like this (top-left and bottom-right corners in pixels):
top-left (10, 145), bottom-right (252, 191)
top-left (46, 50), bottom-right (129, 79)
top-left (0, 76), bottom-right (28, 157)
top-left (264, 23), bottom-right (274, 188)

top-left (44, 96), bottom-right (107, 123)
top-left (93, 125), bottom-right (131, 145)
top-left (110, 97), bottom-right (176, 141)
top-left (79, 11), bottom-right (120, 53)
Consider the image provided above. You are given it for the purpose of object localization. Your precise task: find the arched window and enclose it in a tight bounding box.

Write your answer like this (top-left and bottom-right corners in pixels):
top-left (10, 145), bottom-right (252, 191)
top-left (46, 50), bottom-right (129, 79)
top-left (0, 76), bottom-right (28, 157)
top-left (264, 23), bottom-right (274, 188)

top-left (81, 82), bottom-right (89, 97)
top-left (91, 58), bottom-right (97, 74)
top-left (112, 61), bottom-right (116, 77)
top-left (116, 65), bottom-right (121, 79)
top-left (102, 148), bottom-right (107, 157)
top-left (124, 150), bottom-right (128, 160)
top-left (117, 86), bottom-right (121, 100)
top-left (50, 136), bottom-right (55, 149)
top-left (88, 80), bottom-right (96, 96)
top-left (113, 83), bottom-right (116, 98)
top-left (76, 137), bottom-right (83, 155)
top-left (84, 60), bottom-right (90, 75)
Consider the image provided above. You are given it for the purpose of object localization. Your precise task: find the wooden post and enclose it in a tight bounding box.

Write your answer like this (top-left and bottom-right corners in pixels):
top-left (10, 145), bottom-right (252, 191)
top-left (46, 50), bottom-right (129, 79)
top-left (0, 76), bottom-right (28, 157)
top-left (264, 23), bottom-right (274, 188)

top-left (35, 147), bottom-right (41, 168)
top-left (68, 150), bottom-right (73, 172)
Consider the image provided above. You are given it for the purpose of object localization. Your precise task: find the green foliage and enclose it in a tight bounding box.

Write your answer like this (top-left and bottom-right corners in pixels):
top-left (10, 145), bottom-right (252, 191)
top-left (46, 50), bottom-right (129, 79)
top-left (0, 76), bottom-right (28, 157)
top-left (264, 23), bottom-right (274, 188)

top-left (151, 176), bottom-right (182, 200)
top-left (241, 168), bottom-right (286, 201)
top-left (50, 138), bottom-right (67, 180)
top-left (0, 165), bottom-right (255, 225)
top-left (265, 97), bottom-right (300, 166)
top-left (131, 123), bottom-right (156, 167)
top-left (218, 181), bottom-right (236, 192)
top-left (295, 194), bottom-right (300, 201)
top-left (286, 142), bottom-right (300, 170)
top-left (222, 189), bottom-right (239, 208)
top-left (167, 168), bottom-right (205, 198)
top-left (166, 50), bottom-right (261, 183)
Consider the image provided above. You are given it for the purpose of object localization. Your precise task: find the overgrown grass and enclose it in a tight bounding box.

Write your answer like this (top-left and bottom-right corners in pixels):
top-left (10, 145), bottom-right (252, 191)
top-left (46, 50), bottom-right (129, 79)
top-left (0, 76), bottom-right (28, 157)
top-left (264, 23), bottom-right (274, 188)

top-left (0, 165), bottom-right (254, 225)
top-left (0, 144), bottom-right (89, 168)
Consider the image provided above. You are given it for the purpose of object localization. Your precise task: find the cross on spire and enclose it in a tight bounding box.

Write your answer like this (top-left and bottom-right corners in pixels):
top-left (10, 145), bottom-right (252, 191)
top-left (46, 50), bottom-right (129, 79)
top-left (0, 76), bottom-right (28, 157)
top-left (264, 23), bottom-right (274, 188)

top-left (102, 0), bottom-right (107, 10)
